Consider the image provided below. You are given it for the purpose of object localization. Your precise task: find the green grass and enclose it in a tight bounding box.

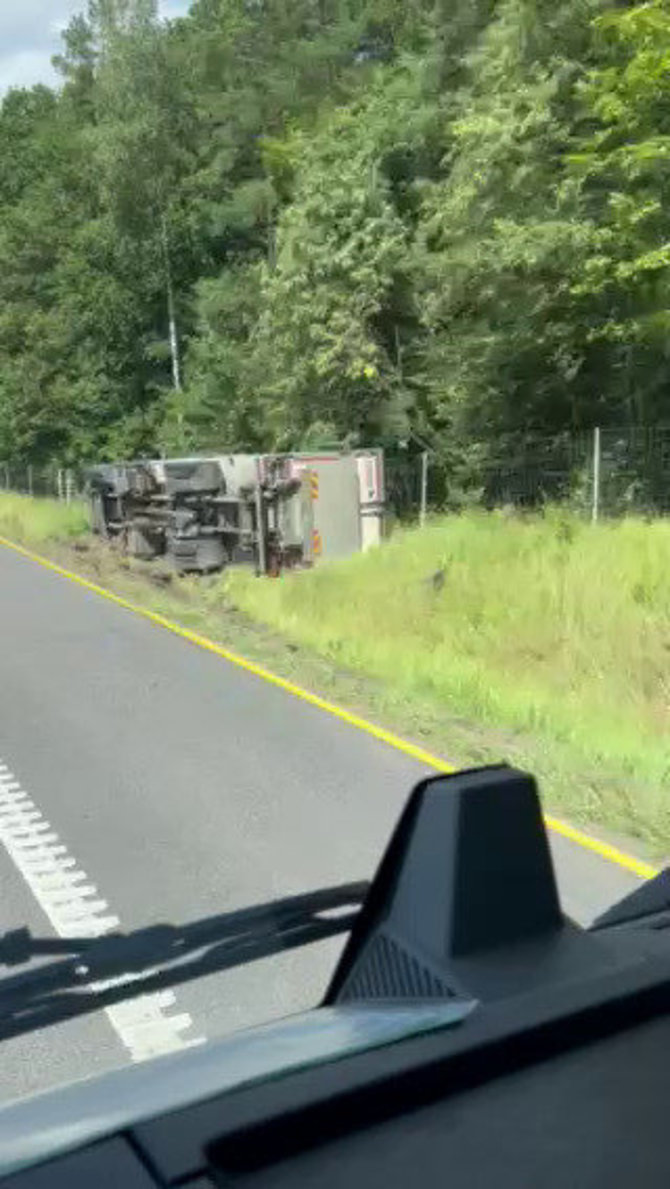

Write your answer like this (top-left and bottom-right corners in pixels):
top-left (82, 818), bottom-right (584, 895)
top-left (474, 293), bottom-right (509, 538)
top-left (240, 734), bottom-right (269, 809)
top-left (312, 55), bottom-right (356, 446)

top-left (0, 493), bottom-right (90, 544)
top-left (227, 509), bottom-right (670, 851)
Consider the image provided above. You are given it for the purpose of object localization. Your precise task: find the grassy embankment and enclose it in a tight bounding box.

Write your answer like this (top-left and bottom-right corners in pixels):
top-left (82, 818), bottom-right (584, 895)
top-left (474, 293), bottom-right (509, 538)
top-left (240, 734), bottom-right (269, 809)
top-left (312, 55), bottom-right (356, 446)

top-left (228, 510), bottom-right (670, 854)
top-left (0, 492), bottom-right (89, 543)
top-left (1, 494), bottom-right (668, 855)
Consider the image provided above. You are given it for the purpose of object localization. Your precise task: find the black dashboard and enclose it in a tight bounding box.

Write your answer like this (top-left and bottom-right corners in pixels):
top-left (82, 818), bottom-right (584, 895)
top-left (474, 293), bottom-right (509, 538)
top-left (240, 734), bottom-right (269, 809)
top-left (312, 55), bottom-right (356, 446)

top-left (3, 765), bottom-right (670, 1189)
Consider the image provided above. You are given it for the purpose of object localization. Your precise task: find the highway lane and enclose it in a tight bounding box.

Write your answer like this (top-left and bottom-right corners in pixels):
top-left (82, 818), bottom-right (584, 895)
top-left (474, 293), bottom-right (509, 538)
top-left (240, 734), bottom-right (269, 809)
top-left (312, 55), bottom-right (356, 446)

top-left (0, 542), bottom-right (643, 1102)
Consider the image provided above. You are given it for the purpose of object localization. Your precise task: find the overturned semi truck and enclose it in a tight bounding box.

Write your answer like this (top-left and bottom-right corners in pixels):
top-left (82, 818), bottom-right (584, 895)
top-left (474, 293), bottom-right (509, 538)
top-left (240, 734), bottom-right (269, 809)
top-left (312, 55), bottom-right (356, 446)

top-left (86, 450), bottom-right (385, 574)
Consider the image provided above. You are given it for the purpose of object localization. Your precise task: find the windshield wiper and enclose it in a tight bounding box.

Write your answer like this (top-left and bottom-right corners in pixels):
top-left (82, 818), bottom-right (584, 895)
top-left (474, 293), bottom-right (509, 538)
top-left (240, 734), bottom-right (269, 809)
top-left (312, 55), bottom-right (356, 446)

top-left (0, 882), bottom-right (368, 1044)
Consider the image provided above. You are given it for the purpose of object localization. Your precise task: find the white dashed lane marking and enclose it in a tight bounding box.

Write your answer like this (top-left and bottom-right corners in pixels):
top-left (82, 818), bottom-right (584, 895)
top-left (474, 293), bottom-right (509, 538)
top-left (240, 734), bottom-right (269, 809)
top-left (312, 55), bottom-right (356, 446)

top-left (0, 758), bottom-right (206, 1062)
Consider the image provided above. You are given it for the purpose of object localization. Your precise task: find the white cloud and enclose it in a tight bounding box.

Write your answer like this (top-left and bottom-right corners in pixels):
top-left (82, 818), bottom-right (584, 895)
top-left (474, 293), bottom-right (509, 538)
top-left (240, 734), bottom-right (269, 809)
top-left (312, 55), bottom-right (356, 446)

top-left (1, 47), bottom-right (54, 93)
top-left (0, 1), bottom-right (191, 98)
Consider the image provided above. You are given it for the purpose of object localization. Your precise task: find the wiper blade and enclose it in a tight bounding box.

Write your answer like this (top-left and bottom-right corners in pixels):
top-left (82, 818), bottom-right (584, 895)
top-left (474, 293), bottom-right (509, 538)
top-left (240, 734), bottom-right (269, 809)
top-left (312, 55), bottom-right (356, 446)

top-left (0, 881), bottom-right (368, 1044)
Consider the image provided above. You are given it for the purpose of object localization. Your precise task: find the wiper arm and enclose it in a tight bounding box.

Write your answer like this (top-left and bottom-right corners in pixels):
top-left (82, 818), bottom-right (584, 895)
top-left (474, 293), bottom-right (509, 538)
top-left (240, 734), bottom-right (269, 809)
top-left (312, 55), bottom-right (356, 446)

top-left (0, 881), bottom-right (368, 1044)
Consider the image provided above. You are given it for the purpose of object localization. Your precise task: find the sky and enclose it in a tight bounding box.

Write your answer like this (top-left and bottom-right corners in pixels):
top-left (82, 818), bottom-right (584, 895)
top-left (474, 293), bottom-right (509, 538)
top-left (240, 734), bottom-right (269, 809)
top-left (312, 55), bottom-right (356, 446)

top-left (0, 1), bottom-right (191, 98)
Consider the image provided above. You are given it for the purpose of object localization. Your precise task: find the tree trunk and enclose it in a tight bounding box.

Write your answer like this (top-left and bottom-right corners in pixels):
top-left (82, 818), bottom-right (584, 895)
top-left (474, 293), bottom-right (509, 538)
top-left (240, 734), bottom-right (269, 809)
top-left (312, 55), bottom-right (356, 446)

top-left (161, 213), bottom-right (181, 393)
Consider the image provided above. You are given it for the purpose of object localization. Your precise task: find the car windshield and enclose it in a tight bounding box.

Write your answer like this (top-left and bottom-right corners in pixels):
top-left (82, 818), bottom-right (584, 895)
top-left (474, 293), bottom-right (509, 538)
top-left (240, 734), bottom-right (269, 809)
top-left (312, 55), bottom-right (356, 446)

top-left (0, 0), bottom-right (661, 1110)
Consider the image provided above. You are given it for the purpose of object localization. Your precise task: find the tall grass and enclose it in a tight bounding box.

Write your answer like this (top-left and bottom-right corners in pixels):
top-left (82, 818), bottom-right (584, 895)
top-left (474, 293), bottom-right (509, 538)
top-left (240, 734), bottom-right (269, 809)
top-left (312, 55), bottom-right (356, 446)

top-left (0, 493), bottom-right (89, 544)
top-left (228, 510), bottom-right (670, 846)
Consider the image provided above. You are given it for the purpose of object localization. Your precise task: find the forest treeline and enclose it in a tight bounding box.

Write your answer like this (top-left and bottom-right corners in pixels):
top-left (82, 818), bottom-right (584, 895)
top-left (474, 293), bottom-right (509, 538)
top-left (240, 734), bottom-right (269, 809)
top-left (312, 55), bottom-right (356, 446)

top-left (1, 0), bottom-right (669, 490)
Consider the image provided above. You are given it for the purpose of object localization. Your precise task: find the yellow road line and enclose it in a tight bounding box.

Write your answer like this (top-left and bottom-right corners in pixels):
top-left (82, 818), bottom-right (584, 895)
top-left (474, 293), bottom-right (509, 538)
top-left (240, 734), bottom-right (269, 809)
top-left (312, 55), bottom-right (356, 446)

top-left (0, 535), bottom-right (659, 883)
top-left (543, 815), bottom-right (656, 881)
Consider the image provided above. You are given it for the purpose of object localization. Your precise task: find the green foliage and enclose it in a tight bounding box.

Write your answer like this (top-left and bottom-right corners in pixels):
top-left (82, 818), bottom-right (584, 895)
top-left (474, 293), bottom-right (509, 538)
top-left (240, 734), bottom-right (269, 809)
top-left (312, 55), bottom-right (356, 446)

top-left (255, 80), bottom-right (421, 447)
top-left (161, 262), bottom-right (269, 453)
top-left (417, 0), bottom-right (606, 458)
top-left (3, 0), bottom-right (670, 477)
top-left (563, 0), bottom-right (670, 423)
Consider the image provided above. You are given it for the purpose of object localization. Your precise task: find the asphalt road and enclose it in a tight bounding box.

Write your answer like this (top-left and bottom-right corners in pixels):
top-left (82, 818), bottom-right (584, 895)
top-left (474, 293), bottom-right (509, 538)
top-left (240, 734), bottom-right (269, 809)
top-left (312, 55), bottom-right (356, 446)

top-left (0, 543), bottom-right (643, 1104)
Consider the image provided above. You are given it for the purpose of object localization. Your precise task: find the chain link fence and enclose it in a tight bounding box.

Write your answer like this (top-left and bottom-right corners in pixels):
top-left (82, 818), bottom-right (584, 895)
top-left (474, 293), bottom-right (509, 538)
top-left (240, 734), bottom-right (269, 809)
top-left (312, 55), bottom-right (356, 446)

top-left (5, 425), bottom-right (670, 521)
top-left (0, 464), bottom-right (82, 502)
top-left (387, 426), bottom-right (670, 522)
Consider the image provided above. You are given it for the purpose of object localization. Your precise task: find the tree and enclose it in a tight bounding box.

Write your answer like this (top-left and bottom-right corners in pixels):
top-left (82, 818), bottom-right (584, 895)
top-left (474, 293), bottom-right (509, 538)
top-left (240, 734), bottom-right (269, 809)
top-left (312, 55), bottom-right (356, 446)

top-left (416, 0), bottom-right (610, 464)
top-left (3, 0), bottom-right (670, 484)
top-left (86, 0), bottom-right (196, 394)
top-left (248, 63), bottom-right (444, 449)
top-left (566, 0), bottom-right (670, 425)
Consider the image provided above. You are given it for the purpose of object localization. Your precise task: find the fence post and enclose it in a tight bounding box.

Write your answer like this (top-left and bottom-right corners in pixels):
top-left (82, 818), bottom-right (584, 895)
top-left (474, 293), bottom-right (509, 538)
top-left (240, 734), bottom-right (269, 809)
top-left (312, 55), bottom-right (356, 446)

top-left (592, 426), bottom-right (601, 523)
top-left (420, 451), bottom-right (429, 528)
top-left (65, 470), bottom-right (73, 506)
top-left (27, 465), bottom-right (33, 497)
